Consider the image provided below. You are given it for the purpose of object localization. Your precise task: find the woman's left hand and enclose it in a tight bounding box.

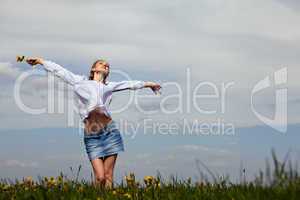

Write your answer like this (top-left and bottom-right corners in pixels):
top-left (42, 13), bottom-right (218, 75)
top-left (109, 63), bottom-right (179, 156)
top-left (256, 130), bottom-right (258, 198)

top-left (145, 82), bottom-right (162, 95)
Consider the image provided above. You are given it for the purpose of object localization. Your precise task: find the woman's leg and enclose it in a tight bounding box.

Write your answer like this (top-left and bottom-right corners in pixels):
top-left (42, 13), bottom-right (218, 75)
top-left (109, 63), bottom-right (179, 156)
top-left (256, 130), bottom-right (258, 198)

top-left (91, 157), bottom-right (106, 187)
top-left (103, 153), bottom-right (118, 189)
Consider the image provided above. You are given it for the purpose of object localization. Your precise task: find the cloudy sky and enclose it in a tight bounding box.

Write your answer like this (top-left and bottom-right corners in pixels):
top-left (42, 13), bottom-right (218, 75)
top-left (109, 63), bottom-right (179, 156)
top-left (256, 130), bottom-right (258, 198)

top-left (0, 0), bottom-right (300, 184)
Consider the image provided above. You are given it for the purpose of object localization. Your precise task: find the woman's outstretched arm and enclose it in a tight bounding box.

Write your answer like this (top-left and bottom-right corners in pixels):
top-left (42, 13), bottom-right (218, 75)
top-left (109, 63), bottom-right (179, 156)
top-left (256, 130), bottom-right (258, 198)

top-left (109, 80), bottom-right (161, 94)
top-left (26, 57), bottom-right (86, 86)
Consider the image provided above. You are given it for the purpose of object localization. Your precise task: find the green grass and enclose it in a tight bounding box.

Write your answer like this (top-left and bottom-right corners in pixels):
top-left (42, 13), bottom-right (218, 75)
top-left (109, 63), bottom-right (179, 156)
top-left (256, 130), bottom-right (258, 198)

top-left (1, 149), bottom-right (299, 200)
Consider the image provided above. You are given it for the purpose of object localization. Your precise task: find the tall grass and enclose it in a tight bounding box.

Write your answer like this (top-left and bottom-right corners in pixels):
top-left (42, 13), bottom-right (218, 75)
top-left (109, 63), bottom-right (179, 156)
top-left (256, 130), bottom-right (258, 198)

top-left (0, 148), bottom-right (299, 199)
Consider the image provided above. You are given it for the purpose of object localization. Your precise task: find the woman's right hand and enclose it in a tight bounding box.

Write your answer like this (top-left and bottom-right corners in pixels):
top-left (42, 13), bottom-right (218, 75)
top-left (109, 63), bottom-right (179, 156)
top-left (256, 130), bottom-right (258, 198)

top-left (26, 57), bottom-right (44, 66)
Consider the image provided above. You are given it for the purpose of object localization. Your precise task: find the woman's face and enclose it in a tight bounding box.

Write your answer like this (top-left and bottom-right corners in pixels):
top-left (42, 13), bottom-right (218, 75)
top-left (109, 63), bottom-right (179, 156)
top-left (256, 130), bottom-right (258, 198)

top-left (92, 61), bottom-right (110, 82)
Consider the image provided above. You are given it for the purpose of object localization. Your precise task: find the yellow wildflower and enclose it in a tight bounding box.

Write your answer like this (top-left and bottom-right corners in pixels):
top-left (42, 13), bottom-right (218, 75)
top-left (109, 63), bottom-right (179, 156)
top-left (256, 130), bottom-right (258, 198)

top-left (3, 184), bottom-right (10, 191)
top-left (144, 176), bottom-right (155, 186)
top-left (63, 182), bottom-right (69, 192)
top-left (46, 177), bottom-right (57, 187)
top-left (157, 182), bottom-right (161, 188)
top-left (123, 192), bottom-right (132, 199)
top-left (57, 175), bottom-right (63, 183)
top-left (196, 181), bottom-right (205, 188)
top-left (77, 186), bottom-right (84, 192)
top-left (23, 176), bottom-right (34, 186)
top-left (16, 55), bottom-right (25, 62)
top-left (124, 173), bottom-right (135, 186)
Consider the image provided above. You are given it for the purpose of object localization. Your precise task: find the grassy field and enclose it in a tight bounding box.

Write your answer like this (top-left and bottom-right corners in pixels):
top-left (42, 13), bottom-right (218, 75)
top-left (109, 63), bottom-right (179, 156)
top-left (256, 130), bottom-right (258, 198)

top-left (1, 149), bottom-right (299, 200)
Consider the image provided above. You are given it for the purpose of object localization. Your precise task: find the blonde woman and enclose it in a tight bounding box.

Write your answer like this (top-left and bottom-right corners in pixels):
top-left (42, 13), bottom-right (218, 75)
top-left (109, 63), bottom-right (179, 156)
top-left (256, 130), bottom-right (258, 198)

top-left (25, 57), bottom-right (161, 188)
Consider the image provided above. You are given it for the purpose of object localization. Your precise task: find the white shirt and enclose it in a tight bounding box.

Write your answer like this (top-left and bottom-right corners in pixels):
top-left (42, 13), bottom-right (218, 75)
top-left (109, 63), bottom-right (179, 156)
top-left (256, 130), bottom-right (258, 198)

top-left (42, 60), bottom-right (146, 121)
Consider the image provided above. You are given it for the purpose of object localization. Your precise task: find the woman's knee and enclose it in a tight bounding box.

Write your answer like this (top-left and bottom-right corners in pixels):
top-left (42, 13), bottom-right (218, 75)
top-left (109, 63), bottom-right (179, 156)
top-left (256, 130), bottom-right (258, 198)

top-left (95, 174), bottom-right (106, 183)
top-left (105, 170), bottom-right (113, 179)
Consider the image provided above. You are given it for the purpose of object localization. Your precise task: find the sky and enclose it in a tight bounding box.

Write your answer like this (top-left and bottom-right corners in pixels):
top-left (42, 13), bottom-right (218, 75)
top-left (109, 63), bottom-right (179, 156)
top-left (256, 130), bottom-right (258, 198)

top-left (0, 0), bottom-right (300, 184)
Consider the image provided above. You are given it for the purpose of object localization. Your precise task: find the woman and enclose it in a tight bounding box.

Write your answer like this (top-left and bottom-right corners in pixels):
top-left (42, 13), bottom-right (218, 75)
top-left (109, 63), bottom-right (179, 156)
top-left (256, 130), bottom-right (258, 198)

top-left (25, 57), bottom-right (161, 188)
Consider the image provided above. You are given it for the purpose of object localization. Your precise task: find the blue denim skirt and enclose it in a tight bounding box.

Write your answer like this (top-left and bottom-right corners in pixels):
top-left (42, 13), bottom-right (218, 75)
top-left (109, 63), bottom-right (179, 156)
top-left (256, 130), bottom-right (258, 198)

top-left (83, 120), bottom-right (125, 161)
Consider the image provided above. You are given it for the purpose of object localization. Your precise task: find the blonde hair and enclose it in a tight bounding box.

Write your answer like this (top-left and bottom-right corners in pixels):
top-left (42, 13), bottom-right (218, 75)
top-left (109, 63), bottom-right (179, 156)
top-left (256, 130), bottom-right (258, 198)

top-left (88, 59), bottom-right (110, 84)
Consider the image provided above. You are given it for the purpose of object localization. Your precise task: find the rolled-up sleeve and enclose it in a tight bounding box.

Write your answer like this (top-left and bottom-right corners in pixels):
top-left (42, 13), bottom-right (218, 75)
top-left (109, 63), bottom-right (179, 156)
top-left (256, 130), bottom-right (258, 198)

top-left (42, 60), bottom-right (86, 85)
top-left (109, 80), bottom-right (146, 92)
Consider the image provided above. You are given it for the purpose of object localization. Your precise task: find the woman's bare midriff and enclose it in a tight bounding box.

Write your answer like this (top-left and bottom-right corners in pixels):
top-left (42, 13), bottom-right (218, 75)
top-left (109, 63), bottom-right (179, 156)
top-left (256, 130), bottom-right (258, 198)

top-left (84, 107), bottom-right (112, 135)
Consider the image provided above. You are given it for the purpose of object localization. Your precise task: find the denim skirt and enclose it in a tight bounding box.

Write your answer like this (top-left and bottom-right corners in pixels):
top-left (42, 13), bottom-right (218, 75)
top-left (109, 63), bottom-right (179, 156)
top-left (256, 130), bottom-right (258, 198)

top-left (83, 120), bottom-right (125, 161)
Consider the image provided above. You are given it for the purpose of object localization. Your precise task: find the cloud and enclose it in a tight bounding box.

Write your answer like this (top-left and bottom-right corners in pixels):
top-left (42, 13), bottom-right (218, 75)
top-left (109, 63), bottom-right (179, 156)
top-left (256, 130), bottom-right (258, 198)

top-left (174, 144), bottom-right (234, 157)
top-left (116, 143), bottom-right (240, 181)
top-left (0, 159), bottom-right (39, 168)
top-left (0, 0), bottom-right (299, 131)
top-left (1, 0), bottom-right (300, 75)
top-left (0, 62), bottom-right (21, 78)
top-left (274, 0), bottom-right (300, 12)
